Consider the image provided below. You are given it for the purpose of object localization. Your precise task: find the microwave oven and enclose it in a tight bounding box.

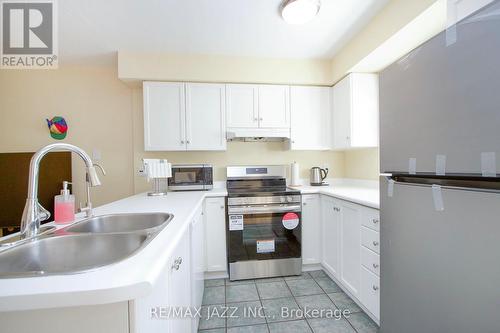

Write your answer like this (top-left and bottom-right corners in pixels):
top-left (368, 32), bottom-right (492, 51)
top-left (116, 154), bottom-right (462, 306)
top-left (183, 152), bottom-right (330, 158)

top-left (168, 164), bottom-right (213, 191)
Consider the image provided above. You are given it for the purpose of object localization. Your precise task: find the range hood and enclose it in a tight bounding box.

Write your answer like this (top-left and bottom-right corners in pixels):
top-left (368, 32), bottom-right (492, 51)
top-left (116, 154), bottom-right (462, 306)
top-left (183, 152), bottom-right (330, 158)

top-left (226, 128), bottom-right (291, 142)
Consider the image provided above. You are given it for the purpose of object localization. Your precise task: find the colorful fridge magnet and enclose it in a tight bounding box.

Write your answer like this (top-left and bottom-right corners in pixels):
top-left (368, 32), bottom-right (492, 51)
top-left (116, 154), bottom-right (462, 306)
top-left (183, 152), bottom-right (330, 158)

top-left (46, 116), bottom-right (68, 140)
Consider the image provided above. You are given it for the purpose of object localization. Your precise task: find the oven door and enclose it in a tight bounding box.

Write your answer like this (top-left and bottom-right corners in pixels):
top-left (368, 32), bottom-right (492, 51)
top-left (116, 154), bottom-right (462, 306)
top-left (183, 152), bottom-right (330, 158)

top-left (168, 166), bottom-right (212, 190)
top-left (227, 204), bottom-right (301, 263)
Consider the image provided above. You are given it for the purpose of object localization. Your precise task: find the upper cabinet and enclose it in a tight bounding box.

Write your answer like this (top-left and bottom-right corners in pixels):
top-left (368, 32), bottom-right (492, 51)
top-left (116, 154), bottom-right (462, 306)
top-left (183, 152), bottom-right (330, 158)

top-left (258, 85), bottom-right (290, 128)
top-left (185, 83), bottom-right (226, 151)
top-left (143, 82), bottom-right (186, 151)
top-left (332, 73), bottom-right (379, 150)
top-left (143, 82), bottom-right (226, 151)
top-left (290, 86), bottom-right (331, 150)
top-left (226, 84), bottom-right (290, 131)
top-left (226, 84), bottom-right (259, 128)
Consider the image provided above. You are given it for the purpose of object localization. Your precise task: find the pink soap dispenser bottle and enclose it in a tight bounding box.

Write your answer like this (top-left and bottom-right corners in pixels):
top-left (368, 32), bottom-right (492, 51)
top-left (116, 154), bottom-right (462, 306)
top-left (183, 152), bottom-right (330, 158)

top-left (54, 181), bottom-right (75, 224)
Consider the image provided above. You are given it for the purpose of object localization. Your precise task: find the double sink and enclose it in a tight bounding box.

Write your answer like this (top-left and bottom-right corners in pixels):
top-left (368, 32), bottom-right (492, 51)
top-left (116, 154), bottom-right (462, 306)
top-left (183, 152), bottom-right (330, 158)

top-left (0, 213), bottom-right (173, 278)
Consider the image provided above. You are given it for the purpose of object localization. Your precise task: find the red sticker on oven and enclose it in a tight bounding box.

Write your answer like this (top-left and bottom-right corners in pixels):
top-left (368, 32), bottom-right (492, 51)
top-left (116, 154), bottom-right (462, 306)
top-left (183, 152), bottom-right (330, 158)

top-left (282, 212), bottom-right (299, 230)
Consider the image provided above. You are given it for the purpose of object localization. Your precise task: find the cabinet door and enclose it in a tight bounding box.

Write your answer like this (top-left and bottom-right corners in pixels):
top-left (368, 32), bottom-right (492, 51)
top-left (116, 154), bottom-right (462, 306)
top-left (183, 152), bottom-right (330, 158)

top-left (332, 76), bottom-right (351, 150)
top-left (321, 196), bottom-right (340, 278)
top-left (360, 266), bottom-right (380, 319)
top-left (226, 84), bottom-right (259, 128)
top-left (191, 207), bottom-right (205, 333)
top-left (350, 73), bottom-right (379, 148)
top-left (204, 197), bottom-right (227, 272)
top-left (290, 86), bottom-right (331, 150)
top-left (258, 85), bottom-right (290, 128)
top-left (185, 83), bottom-right (226, 151)
top-left (143, 82), bottom-right (186, 151)
top-left (339, 200), bottom-right (362, 298)
top-left (301, 194), bottom-right (321, 265)
top-left (168, 230), bottom-right (192, 333)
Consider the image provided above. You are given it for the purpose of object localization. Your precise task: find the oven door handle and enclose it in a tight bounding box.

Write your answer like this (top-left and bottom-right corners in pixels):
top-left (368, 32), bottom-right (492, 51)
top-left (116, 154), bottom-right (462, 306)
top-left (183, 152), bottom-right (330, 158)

top-left (228, 205), bottom-right (301, 215)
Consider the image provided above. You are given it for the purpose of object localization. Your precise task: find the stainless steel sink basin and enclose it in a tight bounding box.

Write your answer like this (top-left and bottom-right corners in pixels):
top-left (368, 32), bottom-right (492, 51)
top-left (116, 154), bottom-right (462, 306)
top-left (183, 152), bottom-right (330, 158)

top-left (0, 233), bottom-right (149, 278)
top-left (0, 212), bottom-right (174, 278)
top-left (64, 213), bottom-right (172, 234)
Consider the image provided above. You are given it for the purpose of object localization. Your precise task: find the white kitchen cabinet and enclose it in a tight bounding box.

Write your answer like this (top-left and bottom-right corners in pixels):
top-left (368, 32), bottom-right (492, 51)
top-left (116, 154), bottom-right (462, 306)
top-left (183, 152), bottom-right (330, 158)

top-left (143, 82), bottom-right (226, 151)
top-left (301, 194), bottom-right (321, 265)
top-left (321, 195), bottom-right (340, 278)
top-left (204, 197), bottom-right (227, 272)
top-left (143, 82), bottom-right (186, 151)
top-left (226, 84), bottom-right (259, 128)
top-left (290, 86), bottom-right (331, 150)
top-left (226, 84), bottom-right (290, 132)
top-left (168, 230), bottom-right (192, 333)
top-left (360, 266), bottom-right (380, 319)
top-left (190, 206), bottom-right (205, 333)
top-left (332, 73), bottom-right (379, 150)
top-left (339, 200), bottom-right (362, 298)
top-left (258, 85), bottom-right (290, 128)
top-left (186, 83), bottom-right (226, 151)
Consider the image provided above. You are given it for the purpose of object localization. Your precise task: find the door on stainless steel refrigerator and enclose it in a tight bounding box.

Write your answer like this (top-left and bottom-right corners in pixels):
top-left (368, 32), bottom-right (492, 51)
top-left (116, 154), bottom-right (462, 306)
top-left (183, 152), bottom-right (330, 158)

top-left (379, 2), bottom-right (500, 333)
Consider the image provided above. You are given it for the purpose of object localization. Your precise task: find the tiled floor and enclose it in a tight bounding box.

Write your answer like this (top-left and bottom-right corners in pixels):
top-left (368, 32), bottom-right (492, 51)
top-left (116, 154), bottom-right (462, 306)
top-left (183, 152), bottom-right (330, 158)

top-left (199, 270), bottom-right (379, 333)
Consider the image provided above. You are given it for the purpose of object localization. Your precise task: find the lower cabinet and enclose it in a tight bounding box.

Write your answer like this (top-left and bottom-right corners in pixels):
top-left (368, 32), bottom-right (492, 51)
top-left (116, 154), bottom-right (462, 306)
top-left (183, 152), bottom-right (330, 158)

top-left (204, 197), bottom-right (227, 272)
top-left (301, 194), bottom-right (321, 265)
top-left (360, 266), bottom-right (380, 319)
top-left (190, 206), bottom-right (205, 332)
top-left (339, 200), bottom-right (362, 299)
top-left (320, 195), bottom-right (380, 322)
top-left (321, 195), bottom-right (340, 278)
top-left (167, 229), bottom-right (192, 333)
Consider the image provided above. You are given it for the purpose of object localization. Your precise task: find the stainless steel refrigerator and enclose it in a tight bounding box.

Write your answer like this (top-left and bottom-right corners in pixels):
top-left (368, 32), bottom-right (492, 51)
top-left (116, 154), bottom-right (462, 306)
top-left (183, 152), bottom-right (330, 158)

top-left (380, 2), bottom-right (500, 333)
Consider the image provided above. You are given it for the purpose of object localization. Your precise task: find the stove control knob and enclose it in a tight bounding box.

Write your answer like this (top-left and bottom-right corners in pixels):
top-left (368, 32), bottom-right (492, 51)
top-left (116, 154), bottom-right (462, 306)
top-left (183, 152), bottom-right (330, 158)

top-left (280, 197), bottom-right (286, 203)
top-left (286, 196), bottom-right (293, 203)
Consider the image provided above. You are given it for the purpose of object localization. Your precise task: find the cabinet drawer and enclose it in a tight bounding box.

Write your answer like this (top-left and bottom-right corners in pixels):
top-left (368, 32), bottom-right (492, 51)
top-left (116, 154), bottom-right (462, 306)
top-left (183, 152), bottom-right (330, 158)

top-left (360, 266), bottom-right (380, 319)
top-left (362, 208), bottom-right (380, 231)
top-left (361, 226), bottom-right (380, 254)
top-left (361, 245), bottom-right (380, 276)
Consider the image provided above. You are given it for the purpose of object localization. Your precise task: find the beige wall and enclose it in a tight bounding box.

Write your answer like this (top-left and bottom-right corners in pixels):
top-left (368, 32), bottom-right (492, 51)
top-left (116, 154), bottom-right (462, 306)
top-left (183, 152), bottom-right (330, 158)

top-left (131, 89), bottom-right (344, 193)
top-left (344, 148), bottom-right (380, 180)
top-left (119, 52), bottom-right (333, 86)
top-left (0, 66), bottom-right (134, 206)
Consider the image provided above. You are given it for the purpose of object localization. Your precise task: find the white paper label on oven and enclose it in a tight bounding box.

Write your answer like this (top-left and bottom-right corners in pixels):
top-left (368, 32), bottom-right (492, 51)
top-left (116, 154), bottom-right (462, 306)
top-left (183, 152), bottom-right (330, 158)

top-left (282, 212), bottom-right (299, 230)
top-left (256, 239), bottom-right (275, 253)
top-left (229, 215), bottom-right (244, 231)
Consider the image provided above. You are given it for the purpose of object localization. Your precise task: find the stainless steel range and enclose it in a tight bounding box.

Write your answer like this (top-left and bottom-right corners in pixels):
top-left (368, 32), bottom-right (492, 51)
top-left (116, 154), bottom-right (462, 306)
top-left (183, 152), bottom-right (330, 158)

top-left (226, 165), bottom-right (302, 281)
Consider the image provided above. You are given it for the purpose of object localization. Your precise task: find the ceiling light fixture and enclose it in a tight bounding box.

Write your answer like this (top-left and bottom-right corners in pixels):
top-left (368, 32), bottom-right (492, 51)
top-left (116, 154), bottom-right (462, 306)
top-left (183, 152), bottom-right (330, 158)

top-left (281, 0), bottom-right (321, 25)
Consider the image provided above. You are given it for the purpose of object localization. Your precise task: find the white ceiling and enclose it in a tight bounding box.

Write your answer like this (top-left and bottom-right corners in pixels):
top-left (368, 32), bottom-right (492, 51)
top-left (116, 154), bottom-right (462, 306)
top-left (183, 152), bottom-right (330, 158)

top-left (59, 0), bottom-right (389, 65)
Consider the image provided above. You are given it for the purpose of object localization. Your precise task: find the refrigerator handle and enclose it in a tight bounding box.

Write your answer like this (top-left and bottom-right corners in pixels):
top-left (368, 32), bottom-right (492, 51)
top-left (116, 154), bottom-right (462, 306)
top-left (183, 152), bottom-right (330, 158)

top-left (385, 174), bottom-right (500, 194)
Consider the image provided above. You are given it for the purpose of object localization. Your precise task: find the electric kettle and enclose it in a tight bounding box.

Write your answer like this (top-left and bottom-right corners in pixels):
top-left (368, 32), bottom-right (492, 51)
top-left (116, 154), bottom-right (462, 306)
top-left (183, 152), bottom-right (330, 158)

top-left (310, 167), bottom-right (328, 186)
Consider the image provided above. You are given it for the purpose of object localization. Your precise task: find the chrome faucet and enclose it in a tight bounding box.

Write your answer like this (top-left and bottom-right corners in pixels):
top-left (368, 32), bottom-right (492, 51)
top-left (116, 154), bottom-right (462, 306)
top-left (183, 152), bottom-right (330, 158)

top-left (20, 143), bottom-right (105, 239)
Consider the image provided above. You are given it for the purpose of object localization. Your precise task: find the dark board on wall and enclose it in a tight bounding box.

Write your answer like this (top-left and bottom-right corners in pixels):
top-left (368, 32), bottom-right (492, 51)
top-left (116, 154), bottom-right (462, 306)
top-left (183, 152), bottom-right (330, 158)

top-left (0, 152), bottom-right (72, 234)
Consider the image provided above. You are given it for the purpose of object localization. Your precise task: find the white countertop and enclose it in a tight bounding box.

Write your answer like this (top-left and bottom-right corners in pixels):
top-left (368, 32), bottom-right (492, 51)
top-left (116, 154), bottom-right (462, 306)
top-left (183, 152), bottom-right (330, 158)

top-left (0, 179), bottom-right (378, 312)
top-left (292, 178), bottom-right (380, 209)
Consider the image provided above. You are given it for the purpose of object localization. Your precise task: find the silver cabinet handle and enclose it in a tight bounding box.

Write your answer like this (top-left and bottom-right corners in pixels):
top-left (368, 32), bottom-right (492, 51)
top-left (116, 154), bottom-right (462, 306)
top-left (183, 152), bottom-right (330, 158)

top-left (373, 263), bottom-right (379, 268)
top-left (186, 140), bottom-right (190, 144)
top-left (254, 117), bottom-right (258, 121)
top-left (373, 285), bottom-right (379, 291)
top-left (259, 117), bottom-right (263, 121)
top-left (172, 257), bottom-right (183, 271)
top-left (333, 207), bottom-right (340, 212)
top-left (220, 205), bottom-right (225, 209)
top-left (373, 241), bottom-right (379, 246)
top-left (303, 202), bottom-right (307, 206)
top-left (372, 219), bottom-right (379, 224)
top-left (181, 140), bottom-right (184, 144)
